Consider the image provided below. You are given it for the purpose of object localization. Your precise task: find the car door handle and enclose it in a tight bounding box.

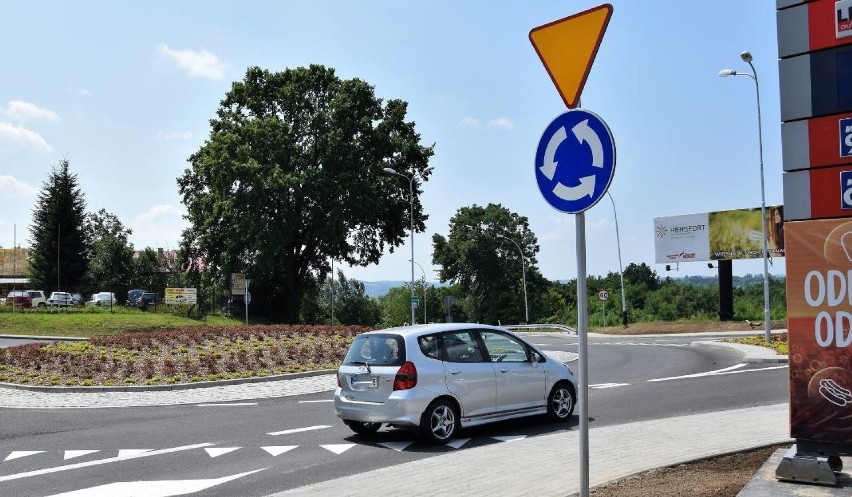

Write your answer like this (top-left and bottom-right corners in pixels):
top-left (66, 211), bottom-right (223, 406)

top-left (447, 370), bottom-right (462, 375)
top-left (499, 369), bottom-right (509, 374)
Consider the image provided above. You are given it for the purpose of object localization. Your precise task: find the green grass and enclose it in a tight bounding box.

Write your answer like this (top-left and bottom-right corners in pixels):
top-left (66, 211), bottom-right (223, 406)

top-left (0, 307), bottom-right (243, 337)
top-left (727, 335), bottom-right (789, 355)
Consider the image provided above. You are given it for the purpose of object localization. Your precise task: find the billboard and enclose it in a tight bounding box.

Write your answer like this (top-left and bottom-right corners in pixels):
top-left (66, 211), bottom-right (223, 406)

top-left (786, 218), bottom-right (852, 443)
top-left (654, 206), bottom-right (785, 263)
top-left (165, 287), bottom-right (197, 305)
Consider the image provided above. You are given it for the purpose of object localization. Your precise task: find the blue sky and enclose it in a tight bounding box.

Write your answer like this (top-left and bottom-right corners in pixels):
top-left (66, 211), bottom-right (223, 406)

top-left (0, 1), bottom-right (783, 283)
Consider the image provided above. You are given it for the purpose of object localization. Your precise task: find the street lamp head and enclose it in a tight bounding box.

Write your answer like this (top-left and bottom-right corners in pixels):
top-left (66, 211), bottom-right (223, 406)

top-left (423, 166), bottom-right (434, 175)
top-left (382, 167), bottom-right (397, 174)
top-left (718, 69), bottom-right (737, 77)
top-left (740, 51), bottom-right (753, 63)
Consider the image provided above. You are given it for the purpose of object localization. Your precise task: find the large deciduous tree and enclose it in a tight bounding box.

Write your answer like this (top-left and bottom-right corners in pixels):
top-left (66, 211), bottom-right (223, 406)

top-left (432, 203), bottom-right (540, 324)
top-left (84, 209), bottom-right (134, 298)
top-left (28, 160), bottom-right (89, 292)
top-left (178, 65), bottom-right (434, 322)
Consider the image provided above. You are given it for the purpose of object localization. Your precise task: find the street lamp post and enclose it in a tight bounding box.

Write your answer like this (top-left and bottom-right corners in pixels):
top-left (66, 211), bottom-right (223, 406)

top-left (411, 259), bottom-right (427, 324)
top-left (496, 234), bottom-right (529, 324)
top-left (719, 51), bottom-right (772, 344)
top-left (605, 192), bottom-right (628, 327)
top-left (383, 165), bottom-right (434, 325)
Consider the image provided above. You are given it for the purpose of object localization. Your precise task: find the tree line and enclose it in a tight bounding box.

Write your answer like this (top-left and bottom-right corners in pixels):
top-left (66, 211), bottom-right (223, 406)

top-left (19, 64), bottom-right (787, 324)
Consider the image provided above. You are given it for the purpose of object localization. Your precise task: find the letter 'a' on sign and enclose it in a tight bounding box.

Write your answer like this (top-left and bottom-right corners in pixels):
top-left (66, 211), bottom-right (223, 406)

top-left (529, 4), bottom-right (613, 109)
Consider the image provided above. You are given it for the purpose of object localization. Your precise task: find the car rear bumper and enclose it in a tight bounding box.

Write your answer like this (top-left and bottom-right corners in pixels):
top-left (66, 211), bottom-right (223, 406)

top-left (333, 387), bottom-right (436, 427)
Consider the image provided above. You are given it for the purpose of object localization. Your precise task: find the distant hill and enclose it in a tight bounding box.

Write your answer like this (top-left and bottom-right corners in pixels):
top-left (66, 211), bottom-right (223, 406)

top-left (360, 280), bottom-right (445, 298)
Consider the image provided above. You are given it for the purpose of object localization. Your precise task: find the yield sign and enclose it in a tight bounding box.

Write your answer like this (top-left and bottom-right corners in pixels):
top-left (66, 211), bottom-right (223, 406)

top-left (529, 4), bottom-right (613, 109)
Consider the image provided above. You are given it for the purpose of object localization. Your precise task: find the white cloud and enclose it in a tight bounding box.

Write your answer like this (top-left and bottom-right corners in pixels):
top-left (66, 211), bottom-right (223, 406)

top-left (130, 204), bottom-right (188, 249)
top-left (157, 130), bottom-right (193, 140)
top-left (0, 175), bottom-right (38, 198)
top-left (486, 117), bottom-right (514, 129)
top-left (2, 100), bottom-right (60, 123)
top-left (459, 117), bottom-right (514, 129)
top-left (0, 122), bottom-right (52, 152)
top-left (157, 43), bottom-right (228, 80)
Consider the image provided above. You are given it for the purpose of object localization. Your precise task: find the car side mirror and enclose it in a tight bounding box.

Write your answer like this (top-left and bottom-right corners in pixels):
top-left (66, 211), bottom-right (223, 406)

top-left (531, 352), bottom-right (542, 364)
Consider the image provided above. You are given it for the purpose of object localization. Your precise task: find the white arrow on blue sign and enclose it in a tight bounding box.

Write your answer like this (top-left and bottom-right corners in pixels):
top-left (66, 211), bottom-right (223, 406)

top-left (535, 109), bottom-right (616, 213)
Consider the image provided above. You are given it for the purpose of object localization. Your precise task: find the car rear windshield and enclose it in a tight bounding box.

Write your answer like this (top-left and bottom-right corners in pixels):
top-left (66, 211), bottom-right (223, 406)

top-left (343, 334), bottom-right (405, 367)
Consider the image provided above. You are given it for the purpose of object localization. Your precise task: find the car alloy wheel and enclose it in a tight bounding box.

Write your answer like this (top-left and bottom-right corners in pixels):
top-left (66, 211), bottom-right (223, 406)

top-left (547, 382), bottom-right (575, 421)
top-left (421, 399), bottom-right (458, 443)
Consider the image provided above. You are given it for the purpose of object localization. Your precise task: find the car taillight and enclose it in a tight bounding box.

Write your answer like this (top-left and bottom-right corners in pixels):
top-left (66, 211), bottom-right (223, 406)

top-left (337, 372), bottom-right (342, 388)
top-left (393, 361), bottom-right (417, 391)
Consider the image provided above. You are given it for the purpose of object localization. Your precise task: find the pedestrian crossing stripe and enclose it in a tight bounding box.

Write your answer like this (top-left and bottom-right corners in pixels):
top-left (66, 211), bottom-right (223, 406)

top-left (1, 435), bottom-right (539, 464)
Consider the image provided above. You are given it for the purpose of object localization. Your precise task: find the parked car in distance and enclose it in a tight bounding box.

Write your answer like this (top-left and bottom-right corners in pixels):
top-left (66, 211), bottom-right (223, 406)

top-left (137, 292), bottom-right (162, 310)
top-left (70, 293), bottom-right (83, 306)
top-left (125, 289), bottom-right (146, 307)
top-left (26, 290), bottom-right (47, 308)
top-left (47, 291), bottom-right (75, 306)
top-left (88, 292), bottom-right (118, 307)
top-left (334, 323), bottom-right (578, 443)
top-left (6, 290), bottom-right (32, 308)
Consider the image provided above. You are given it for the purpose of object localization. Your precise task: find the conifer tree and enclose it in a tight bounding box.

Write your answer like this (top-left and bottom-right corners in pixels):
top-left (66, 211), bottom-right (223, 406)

top-left (28, 160), bottom-right (89, 292)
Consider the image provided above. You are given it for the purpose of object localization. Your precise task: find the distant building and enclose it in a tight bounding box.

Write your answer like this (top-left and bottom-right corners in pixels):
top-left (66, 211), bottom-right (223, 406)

top-left (0, 247), bottom-right (31, 293)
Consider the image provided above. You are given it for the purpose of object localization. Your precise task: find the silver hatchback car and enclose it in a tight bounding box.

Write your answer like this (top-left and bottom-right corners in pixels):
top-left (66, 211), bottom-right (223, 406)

top-left (334, 323), bottom-right (577, 443)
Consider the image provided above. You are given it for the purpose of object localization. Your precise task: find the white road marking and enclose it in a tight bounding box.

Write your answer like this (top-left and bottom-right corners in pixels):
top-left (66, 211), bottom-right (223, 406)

top-left (0, 443), bottom-right (213, 483)
top-left (64, 450), bottom-right (100, 460)
top-left (379, 441), bottom-right (414, 452)
top-left (648, 363), bottom-right (747, 382)
top-left (197, 403), bottom-right (257, 407)
top-left (446, 438), bottom-right (471, 449)
top-left (117, 449), bottom-right (152, 458)
top-left (262, 446), bottom-right (298, 457)
top-left (4, 450), bottom-right (44, 462)
top-left (321, 444), bottom-right (355, 455)
top-left (267, 425), bottom-right (331, 436)
top-left (204, 447), bottom-right (240, 458)
top-left (44, 468), bottom-right (266, 497)
top-left (590, 383), bottom-right (630, 389)
top-left (298, 400), bottom-right (334, 403)
top-left (707, 365), bottom-right (788, 375)
top-left (492, 435), bottom-right (526, 443)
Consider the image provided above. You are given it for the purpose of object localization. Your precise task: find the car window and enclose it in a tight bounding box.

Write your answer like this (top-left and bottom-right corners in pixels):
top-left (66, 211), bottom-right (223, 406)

top-left (441, 331), bottom-right (485, 363)
top-left (479, 331), bottom-right (530, 363)
top-left (418, 334), bottom-right (442, 360)
top-left (343, 334), bottom-right (405, 367)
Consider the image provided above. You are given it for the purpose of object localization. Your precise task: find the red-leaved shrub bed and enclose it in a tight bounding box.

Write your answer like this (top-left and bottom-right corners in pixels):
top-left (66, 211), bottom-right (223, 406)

top-left (0, 325), bottom-right (368, 387)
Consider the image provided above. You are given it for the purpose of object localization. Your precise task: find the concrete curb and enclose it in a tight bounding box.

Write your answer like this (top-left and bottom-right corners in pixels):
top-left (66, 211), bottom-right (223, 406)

top-left (0, 334), bottom-right (88, 342)
top-left (0, 369), bottom-right (337, 393)
top-left (693, 340), bottom-right (788, 364)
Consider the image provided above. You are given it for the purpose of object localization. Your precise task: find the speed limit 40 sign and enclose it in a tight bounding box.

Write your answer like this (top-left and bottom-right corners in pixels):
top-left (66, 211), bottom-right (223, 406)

top-left (597, 290), bottom-right (609, 301)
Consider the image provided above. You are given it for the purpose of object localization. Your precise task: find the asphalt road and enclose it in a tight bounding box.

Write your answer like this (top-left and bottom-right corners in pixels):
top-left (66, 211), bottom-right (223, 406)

top-left (0, 333), bottom-right (789, 497)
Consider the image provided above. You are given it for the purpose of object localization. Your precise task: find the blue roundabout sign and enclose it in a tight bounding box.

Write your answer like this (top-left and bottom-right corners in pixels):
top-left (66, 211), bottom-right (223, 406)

top-left (535, 109), bottom-right (616, 213)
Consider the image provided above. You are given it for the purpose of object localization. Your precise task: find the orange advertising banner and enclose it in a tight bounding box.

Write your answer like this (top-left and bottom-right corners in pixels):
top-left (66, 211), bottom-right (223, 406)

top-left (786, 218), bottom-right (852, 442)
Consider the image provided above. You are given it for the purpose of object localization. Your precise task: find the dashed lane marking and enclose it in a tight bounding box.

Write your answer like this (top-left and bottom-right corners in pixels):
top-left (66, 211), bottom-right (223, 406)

top-left (320, 444), bottom-right (355, 455)
top-left (4, 451), bottom-right (44, 462)
top-left (590, 383), bottom-right (630, 389)
top-left (267, 425), bottom-right (331, 436)
top-left (298, 400), bottom-right (333, 403)
top-left (204, 447), bottom-right (240, 458)
top-left (648, 363), bottom-right (747, 382)
top-left (197, 403), bottom-right (257, 407)
top-left (64, 450), bottom-right (100, 460)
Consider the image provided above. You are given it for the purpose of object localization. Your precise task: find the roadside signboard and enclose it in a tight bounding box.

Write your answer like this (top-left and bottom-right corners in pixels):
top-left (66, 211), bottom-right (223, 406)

top-left (785, 218), bottom-right (852, 443)
top-left (535, 109), bottom-right (616, 214)
top-left (231, 273), bottom-right (246, 295)
top-left (597, 290), bottom-right (609, 301)
top-left (165, 287), bottom-right (197, 305)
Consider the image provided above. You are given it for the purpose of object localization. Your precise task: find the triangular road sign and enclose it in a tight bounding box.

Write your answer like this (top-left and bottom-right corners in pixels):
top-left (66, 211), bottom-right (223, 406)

top-left (529, 4), bottom-right (613, 109)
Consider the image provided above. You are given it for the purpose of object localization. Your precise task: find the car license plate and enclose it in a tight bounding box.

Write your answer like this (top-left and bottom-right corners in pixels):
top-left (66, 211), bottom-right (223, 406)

top-left (350, 375), bottom-right (377, 388)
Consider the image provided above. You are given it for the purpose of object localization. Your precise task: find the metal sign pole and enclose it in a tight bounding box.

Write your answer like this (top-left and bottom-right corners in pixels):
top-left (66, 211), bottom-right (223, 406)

top-left (244, 279), bottom-right (250, 326)
top-left (576, 211), bottom-right (590, 497)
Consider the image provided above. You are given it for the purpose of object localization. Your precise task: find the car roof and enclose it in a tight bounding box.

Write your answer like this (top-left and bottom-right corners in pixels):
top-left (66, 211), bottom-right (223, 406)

top-left (361, 323), bottom-right (513, 338)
